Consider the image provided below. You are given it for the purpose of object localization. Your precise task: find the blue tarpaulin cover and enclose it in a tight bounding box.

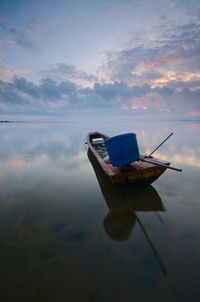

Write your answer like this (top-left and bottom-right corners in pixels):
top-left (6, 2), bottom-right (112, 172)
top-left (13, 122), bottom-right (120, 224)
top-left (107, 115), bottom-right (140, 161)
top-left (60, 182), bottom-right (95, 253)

top-left (105, 133), bottom-right (140, 167)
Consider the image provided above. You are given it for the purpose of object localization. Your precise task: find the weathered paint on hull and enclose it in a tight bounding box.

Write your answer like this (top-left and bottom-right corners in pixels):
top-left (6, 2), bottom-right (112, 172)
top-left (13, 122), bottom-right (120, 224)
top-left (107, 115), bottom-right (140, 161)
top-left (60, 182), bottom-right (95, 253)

top-left (91, 148), bottom-right (167, 186)
top-left (109, 166), bottom-right (167, 186)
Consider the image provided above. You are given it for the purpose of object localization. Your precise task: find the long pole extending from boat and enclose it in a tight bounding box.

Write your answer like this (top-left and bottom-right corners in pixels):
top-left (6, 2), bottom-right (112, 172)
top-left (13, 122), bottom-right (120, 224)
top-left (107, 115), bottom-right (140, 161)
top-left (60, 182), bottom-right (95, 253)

top-left (141, 157), bottom-right (182, 172)
top-left (149, 132), bottom-right (173, 157)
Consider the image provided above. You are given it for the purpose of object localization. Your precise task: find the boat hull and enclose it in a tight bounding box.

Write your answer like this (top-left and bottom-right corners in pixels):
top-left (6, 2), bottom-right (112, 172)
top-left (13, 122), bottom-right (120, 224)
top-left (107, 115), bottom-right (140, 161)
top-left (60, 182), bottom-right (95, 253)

top-left (98, 158), bottom-right (167, 186)
top-left (108, 166), bottom-right (166, 186)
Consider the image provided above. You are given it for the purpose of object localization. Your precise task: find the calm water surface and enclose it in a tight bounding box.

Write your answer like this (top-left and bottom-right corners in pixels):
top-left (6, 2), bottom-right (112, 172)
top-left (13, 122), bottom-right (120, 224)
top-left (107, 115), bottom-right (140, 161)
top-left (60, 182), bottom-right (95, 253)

top-left (0, 120), bottom-right (200, 302)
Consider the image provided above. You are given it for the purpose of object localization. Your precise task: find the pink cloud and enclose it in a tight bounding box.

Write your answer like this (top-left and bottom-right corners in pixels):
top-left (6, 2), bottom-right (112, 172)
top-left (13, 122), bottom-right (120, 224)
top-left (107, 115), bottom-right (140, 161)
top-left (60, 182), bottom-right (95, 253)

top-left (0, 70), bottom-right (16, 79)
top-left (144, 55), bottom-right (179, 71)
top-left (189, 111), bottom-right (200, 117)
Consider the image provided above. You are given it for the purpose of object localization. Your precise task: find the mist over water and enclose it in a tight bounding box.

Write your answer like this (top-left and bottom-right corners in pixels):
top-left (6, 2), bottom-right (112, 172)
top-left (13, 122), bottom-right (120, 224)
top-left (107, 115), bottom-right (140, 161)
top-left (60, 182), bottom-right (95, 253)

top-left (0, 120), bottom-right (200, 302)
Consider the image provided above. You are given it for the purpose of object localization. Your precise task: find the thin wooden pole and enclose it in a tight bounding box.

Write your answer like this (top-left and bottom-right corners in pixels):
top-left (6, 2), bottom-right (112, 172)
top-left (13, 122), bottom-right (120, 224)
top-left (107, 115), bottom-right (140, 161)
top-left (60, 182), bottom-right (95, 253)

top-left (141, 157), bottom-right (182, 172)
top-left (149, 132), bottom-right (173, 157)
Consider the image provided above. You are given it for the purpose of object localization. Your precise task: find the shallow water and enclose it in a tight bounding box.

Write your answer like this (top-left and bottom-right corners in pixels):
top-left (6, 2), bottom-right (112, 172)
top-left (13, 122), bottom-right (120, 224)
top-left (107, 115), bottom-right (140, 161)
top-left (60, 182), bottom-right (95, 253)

top-left (0, 120), bottom-right (200, 302)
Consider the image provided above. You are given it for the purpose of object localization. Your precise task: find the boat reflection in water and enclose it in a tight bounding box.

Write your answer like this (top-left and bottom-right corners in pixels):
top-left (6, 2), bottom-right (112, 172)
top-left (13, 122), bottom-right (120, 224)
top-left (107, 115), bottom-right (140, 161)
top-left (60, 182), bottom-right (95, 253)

top-left (88, 149), bottom-right (164, 242)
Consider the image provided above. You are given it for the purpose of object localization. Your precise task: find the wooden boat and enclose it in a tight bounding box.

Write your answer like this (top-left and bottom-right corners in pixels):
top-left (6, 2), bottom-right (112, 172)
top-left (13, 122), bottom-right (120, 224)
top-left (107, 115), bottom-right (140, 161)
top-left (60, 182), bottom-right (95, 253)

top-left (87, 131), bottom-right (172, 186)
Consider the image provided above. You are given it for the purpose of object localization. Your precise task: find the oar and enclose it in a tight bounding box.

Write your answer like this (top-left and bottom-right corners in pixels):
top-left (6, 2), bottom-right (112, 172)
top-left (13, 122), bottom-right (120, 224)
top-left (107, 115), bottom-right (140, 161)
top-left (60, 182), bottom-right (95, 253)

top-left (149, 132), bottom-right (173, 157)
top-left (141, 157), bottom-right (182, 172)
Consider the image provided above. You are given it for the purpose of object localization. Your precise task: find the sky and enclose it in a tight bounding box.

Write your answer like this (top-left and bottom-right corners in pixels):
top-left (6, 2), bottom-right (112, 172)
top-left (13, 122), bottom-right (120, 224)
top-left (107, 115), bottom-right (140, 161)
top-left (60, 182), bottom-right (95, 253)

top-left (0, 0), bottom-right (200, 119)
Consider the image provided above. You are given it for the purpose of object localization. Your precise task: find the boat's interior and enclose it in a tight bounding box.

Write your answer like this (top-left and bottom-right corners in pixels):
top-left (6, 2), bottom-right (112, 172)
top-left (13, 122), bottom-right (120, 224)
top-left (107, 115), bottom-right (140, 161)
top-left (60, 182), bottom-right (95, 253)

top-left (89, 133), bottom-right (111, 163)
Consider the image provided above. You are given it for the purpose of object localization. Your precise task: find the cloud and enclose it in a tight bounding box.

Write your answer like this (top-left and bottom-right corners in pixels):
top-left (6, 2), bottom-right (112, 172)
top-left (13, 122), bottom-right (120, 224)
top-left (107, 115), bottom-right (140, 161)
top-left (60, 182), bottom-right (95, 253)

top-left (102, 23), bottom-right (200, 90)
top-left (0, 22), bottom-right (199, 117)
top-left (0, 19), bottom-right (39, 52)
top-left (0, 55), bottom-right (29, 80)
top-left (42, 63), bottom-right (97, 87)
top-left (0, 70), bottom-right (16, 79)
top-left (13, 77), bottom-right (40, 98)
top-left (0, 75), bottom-right (199, 117)
top-left (24, 18), bottom-right (40, 31)
top-left (0, 77), bottom-right (77, 112)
